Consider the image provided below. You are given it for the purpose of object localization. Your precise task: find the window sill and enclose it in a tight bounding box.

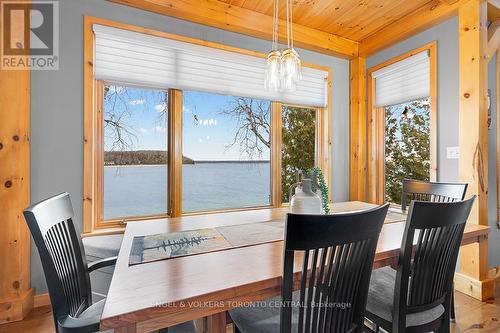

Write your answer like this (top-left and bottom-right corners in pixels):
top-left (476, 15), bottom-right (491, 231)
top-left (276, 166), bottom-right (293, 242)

top-left (81, 226), bottom-right (125, 238)
top-left (84, 206), bottom-right (280, 237)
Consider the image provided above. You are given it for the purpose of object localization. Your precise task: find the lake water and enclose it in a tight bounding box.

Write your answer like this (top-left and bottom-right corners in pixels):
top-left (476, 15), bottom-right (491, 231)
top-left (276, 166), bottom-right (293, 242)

top-left (103, 163), bottom-right (271, 219)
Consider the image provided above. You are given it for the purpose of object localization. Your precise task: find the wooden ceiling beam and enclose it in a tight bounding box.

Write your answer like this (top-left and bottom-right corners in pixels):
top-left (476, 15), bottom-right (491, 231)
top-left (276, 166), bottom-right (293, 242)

top-left (358, 0), bottom-right (470, 57)
top-left (489, 0), bottom-right (500, 9)
top-left (488, 1), bottom-right (500, 22)
top-left (108, 0), bottom-right (358, 58)
top-left (486, 21), bottom-right (500, 60)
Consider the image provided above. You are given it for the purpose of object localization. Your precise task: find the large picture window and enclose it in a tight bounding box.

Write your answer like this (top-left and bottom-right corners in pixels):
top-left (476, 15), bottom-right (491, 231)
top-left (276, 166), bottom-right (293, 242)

top-left (281, 105), bottom-right (317, 202)
top-left (83, 17), bottom-right (331, 232)
top-left (182, 91), bottom-right (271, 212)
top-left (367, 42), bottom-right (437, 204)
top-left (384, 98), bottom-right (430, 204)
top-left (102, 85), bottom-right (169, 220)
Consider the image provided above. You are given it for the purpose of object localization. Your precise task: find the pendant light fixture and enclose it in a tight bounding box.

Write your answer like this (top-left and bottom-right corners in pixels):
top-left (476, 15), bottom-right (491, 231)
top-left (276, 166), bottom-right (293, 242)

top-left (264, 0), bottom-right (281, 91)
top-left (280, 0), bottom-right (302, 92)
top-left (265, 0), bottom-right (302, 92)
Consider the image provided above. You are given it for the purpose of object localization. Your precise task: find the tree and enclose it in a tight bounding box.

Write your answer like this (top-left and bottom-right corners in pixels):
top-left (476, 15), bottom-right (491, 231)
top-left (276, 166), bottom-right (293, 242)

top-left (103, 85), bottom-right (168, 151)
top-left (385, 99), bottom-right (430, 204)
top-left (222, 97), bottom-right (270, 158)
top-left (281, 106), bottom-right (316, 202)
top-left (223, 100), bottom-right (316, 202)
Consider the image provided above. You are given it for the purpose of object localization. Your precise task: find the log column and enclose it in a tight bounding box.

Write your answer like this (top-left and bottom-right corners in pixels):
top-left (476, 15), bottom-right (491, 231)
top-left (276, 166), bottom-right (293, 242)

top-left (349, 57), bottom-right (367, 201)
top-left (0, 0), bottom-right (33, 322)
top-left (455, 0), bottom-right (494, 301)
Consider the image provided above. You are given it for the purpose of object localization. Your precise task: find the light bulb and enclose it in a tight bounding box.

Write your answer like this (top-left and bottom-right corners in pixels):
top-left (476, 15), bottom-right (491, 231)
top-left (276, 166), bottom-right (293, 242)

top-left (280, 48), bottom-right (302, 92)
top-left (265, 50), bottom-right (281, 91)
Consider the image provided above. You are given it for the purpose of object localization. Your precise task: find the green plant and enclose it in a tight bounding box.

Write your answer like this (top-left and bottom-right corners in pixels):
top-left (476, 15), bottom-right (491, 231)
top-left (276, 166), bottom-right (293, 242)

top-left (305, 167), bottom-right (330, 214)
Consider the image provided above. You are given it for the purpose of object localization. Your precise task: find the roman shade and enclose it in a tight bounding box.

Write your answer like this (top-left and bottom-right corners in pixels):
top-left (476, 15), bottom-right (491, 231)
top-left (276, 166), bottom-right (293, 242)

top-left (92, 24), bottom-right (329, 107)
top-left (372, 50), bottom-right (430, 107)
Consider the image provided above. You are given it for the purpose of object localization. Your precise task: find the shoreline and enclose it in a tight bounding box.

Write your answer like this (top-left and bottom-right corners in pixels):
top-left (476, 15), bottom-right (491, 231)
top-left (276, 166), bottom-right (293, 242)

top-left (104, 161), bottom-right (271, 168)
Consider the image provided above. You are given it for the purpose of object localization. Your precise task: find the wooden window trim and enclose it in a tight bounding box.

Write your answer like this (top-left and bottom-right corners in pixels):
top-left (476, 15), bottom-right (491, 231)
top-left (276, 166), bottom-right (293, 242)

top-left (83, 16), bottom-right (332, 233)
top-left (367, 41), bottom-right (437, 204)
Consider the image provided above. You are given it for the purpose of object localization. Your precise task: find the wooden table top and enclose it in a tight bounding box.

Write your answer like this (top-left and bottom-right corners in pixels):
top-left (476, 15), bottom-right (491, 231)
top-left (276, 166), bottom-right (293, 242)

top-left (100, 201), bottom-right (490, 331)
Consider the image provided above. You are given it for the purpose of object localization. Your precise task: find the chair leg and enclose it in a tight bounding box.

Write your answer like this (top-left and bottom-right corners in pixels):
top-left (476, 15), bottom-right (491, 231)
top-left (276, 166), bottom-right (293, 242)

top-left (233, 323), bottom-right (242, 333)
top-left (450, 288), bottom-right (456, 322)
top-left (158, 329), bottom-right (168, 333)
top-left (439, 317), bottom-right (450, 333)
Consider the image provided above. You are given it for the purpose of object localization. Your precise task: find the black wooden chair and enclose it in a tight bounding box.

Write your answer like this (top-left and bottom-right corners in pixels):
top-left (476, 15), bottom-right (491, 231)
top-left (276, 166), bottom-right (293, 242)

top-left (23, 192), bottom-right (195, 333)
top-left (229, 204), bottom-right (390, 333)
top-left (364, 197), bottom-right (475, 333)
top-left (401, 179), bottom-right (468, 211)
top-left (401, 178), bottom-right (468, 322)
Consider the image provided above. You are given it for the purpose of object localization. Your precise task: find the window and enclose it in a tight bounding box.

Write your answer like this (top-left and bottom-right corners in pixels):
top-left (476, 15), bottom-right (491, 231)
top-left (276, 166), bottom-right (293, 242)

top-left (384, 98), bottom-right (430, 204)
top-left (83, 17), bottom-right (331, 232)
top-left (281, 105), bottom-right (316, 202)
top-left (367, 42), bottom-right (437, 204)
top-left (102, 85), bottom-right (169, 220)
top-left (182, 91), bottom-right (271, 212)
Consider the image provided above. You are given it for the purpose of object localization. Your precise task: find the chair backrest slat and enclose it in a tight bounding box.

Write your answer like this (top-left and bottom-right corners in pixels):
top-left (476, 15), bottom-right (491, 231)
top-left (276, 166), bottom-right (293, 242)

top-left (281, 204), bottom-right (389, 333)
top-left (23, 193), bottom-right (92, 331)
top-left (393, 197), bottom-right (475, 330)
top-left (401, 179), bottom-right (467, 211)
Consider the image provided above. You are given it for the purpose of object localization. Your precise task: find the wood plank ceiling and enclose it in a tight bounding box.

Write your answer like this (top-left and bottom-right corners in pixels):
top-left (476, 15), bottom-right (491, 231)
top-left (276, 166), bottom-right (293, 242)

top-left (219, 0), bottom-right (431, 42)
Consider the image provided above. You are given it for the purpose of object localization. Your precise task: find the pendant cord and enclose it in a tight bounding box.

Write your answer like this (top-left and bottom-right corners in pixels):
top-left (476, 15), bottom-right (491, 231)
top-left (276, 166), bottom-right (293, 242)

top-left (286, 0), bottom-right (291, 49)
top-left (290, 0), bottom-right (294, 50)
top-left (272, 0), bottom-right (279, 51)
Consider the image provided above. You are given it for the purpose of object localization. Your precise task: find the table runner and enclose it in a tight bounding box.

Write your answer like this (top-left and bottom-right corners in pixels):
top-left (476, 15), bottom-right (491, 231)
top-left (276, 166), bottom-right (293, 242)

top-left (129, 206), bottom-right (407, 266)
top-left (129, 220), bottom-right (284, 265)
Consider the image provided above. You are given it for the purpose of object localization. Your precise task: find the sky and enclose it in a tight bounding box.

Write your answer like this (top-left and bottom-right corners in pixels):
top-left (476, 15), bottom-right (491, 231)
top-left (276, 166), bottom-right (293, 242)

top-left (104, 86), bottom-right (270, 161)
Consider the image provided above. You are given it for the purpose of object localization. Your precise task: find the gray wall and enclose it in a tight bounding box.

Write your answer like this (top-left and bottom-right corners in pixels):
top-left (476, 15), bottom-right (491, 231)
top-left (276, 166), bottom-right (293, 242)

top-left (367, 17), bottom-right (500, 268)
top-left (366, 17), bottom-right (459, 182)
top-left (30, 0), bottom-right (350, 294)
top-left (488, 55), bottom-right (500, 268)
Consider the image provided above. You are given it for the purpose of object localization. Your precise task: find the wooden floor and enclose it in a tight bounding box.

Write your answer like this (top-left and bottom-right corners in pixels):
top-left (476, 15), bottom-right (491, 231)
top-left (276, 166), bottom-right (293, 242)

top-left (0, 291), bottom-right (499, 333)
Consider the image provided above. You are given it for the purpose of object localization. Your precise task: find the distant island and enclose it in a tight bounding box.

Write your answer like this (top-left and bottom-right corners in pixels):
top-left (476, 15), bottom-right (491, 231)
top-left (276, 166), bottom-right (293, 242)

top-left (104, 150), bottom-right (271, 166)
top-left (104, 150), bottom-right (194, 165)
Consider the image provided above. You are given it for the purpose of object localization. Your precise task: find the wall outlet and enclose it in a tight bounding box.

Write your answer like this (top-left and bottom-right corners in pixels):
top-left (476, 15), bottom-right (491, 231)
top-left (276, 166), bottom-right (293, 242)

top-left (446, 146), bottom-right (459, 159)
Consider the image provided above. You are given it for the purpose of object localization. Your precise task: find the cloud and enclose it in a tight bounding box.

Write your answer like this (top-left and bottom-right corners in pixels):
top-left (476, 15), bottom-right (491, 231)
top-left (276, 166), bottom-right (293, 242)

top-left (206, 135), bottom-right (210, 140)
top-left (197, 118), bottom-right (217, 126)
top-left (153, 126), bottom-right (167, 133)
top-left (129, 99), bottom-right (145, 106)
top-left (155, 103), bottom-right (167, 112)
top-left (108, 86), bottom-right (124, 94)
top-left (139, 128), bottom-right (148, 133)
top-left (198, 138), bottom-right (203, 143)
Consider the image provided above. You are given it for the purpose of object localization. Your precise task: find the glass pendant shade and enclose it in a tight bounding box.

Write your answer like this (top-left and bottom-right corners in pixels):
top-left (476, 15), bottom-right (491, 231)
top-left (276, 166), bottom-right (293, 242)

top-left (280, 48), bottom-right (302, 92)
top-left (265, 50), bottom-right (282, 92)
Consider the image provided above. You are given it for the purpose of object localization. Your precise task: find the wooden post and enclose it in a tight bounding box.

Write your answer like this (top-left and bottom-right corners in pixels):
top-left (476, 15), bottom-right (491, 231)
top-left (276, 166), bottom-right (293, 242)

top-left (271, 102), bottom-right (283, 207)
top-left (168, 89), bottom-right (183, 217)
top-left (0, 1), bottom-right (33, 322)
top-left (455, 0), bottom-right (495, 301)
top-left (349, 57), bottom-right (367, 201)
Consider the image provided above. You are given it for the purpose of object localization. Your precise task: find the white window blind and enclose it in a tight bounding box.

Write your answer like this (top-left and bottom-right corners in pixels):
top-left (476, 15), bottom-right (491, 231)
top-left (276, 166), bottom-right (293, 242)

top-left (372, 50), bottom-right (430, 107)
top-left (93, 25), bottom-right (329, 107)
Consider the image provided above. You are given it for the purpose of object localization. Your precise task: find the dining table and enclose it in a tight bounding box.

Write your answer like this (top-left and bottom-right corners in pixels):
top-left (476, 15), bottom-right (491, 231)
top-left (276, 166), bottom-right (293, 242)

top-left (99, 201), bottom-right (490, 333)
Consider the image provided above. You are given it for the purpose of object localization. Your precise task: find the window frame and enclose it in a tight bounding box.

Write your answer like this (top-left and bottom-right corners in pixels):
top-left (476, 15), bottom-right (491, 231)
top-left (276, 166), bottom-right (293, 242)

top-left (83, 16), bottom-right (332, 233)
top-left (367, 42), bottom-right (437, 204)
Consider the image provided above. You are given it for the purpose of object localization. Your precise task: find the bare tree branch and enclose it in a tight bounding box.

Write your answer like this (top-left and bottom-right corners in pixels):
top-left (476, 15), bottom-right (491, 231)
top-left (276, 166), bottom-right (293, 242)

top-left (221, 97), bottom-right (271, 159)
